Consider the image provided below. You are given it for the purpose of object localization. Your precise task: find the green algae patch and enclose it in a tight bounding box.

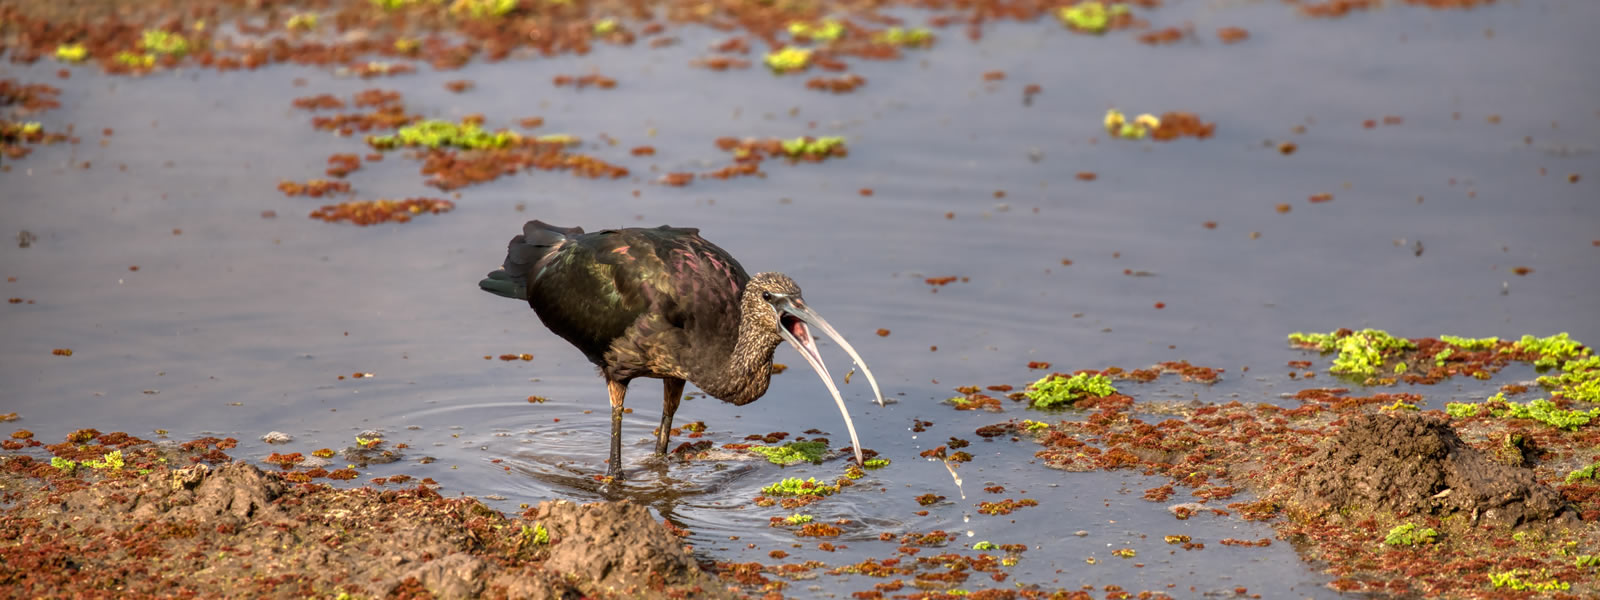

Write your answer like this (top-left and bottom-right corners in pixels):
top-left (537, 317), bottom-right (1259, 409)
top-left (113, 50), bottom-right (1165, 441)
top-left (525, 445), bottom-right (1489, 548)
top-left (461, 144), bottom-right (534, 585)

top-left (449, 0), bottom-right (518, 19)
top-left (1538, 354), bottom-right (1600, 403)
top-left (873, 27), bottom-right (935, 47)
top-left (1289, 328), bottom-right (1416, 378)
top-left (761, 477), bottom-right (839, 497)
top-left (1383, 523), bottom-right (1438, 546)
top-left (1450, 392), bottom-right (1600, 430)
top-left (1495, 397), bottom-right (1600, 430)
top-left (114, 51), bottom-right (156, 69)
top-left (1057, 1), bottom-right (1131, 34)
top-left (748, 441), bottom-right (828, 465)
top-left (519, 522), bottom-right (549, 546)
top-left (781, 135), bottom-right (845, 158)
top-left (783, 513), bottom-right (812, 525)
top-left (763, 46), bottom-right (812, 73)
top-left (1026, 372), bottom-right (1116, 409)
top-left (286, 13), bottom-right (318, 31)
top-left (1566, 462), bottom-right (1600, 483)
top-left (54, 43), bottom-right (87, 62)
top-left (1490, 569), bottom-right (1570, 592)
top-left (787, 20), bottom-right (845, 43)
top-left (1441, 335), bottom-right (1499, 350)
top-left (368, 119), bottom-right (519, 150)
top-left (1286, 330), bottom-right (1596, 387)
top-left (1103, 109), bottom-right (1160, 139)
top-left (140, 29), bottom-right (191, 57)
top-left (1512, 332), bottom-right (1588, 368)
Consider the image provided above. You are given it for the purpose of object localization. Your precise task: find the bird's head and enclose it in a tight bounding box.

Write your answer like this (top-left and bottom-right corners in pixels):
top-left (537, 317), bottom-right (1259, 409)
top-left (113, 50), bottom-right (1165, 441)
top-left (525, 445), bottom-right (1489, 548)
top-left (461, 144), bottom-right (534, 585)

top-left (746, 272), bottom-right (886, 465)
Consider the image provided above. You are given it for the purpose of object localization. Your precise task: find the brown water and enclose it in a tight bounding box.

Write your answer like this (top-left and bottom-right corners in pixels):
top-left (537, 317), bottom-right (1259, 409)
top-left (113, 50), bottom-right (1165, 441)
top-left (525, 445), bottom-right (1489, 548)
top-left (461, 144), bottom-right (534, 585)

top-left (4, 2), bottom-right (1599, 596)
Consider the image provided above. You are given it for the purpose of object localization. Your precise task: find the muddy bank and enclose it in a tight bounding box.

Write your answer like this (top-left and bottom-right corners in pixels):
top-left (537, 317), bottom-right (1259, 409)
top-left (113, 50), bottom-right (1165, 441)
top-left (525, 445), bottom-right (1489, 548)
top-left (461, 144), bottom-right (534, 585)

top-left (1289, 411), bottom-right (1576, 528)
top-left (0, 444), bottom-right (729, 599)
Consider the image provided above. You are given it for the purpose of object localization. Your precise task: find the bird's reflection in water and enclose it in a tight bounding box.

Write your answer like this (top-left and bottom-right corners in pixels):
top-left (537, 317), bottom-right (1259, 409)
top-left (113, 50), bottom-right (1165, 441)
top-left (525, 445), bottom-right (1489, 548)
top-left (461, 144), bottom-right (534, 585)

top-left (503, 454), bottom-right (760, 527)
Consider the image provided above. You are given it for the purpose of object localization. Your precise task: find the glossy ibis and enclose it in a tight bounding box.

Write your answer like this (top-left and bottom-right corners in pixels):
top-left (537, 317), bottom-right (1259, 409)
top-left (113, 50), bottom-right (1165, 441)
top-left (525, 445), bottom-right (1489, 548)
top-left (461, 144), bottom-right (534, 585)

top-left (480, 220), bottom-right (885, 480)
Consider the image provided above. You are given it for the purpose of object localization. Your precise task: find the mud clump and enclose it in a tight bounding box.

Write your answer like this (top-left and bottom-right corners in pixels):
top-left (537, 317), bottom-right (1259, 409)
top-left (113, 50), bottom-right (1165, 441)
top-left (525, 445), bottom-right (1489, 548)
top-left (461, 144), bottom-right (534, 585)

top-left (530, 499), bottom-right (700, 591)
top-left (1, 459), bottom-right (727, 599)
top-left (1289, 412), bottom-right (1575, 527)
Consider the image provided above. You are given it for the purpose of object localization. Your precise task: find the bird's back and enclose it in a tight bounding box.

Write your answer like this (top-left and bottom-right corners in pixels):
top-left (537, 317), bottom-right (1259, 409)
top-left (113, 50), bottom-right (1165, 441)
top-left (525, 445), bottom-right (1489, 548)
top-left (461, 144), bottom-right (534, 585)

top-left (481, 220), bottom-right (750, 372)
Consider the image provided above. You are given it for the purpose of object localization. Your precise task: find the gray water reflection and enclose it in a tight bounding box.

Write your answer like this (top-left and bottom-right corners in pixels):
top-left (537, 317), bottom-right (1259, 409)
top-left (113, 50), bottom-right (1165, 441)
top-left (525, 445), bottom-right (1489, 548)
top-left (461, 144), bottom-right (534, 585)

top-left (4, 1), bottom-right (1599, 596)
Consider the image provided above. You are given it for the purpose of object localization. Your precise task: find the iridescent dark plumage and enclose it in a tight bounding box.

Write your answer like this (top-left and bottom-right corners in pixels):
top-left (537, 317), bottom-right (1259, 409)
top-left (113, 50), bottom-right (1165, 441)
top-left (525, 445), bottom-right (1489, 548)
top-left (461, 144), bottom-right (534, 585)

top-left (480, 220), bottom-right (884, 480)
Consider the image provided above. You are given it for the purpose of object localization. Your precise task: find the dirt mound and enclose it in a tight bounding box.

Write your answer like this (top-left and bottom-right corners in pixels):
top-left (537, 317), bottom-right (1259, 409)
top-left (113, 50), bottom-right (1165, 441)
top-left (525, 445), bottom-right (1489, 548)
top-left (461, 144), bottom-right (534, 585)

top-left (1289, 412), bottom-right (1575, 527)
top-left (531, 499), bottom-right (701, 591)
top-left (1, 459), bottom-right (729, 599)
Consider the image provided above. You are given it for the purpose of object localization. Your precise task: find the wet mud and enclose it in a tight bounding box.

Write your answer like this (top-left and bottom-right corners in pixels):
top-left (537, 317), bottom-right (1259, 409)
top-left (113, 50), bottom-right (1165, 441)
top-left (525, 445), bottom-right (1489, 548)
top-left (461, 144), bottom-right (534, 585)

top-left (1, 442), bottom-right (725, 599)
top-left (1289, 412), bottom-right (1576, 528)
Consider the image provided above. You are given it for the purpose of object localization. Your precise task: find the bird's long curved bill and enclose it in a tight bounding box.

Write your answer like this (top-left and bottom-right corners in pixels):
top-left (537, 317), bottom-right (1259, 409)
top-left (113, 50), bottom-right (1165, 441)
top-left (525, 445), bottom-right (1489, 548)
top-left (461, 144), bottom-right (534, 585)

top-left (777, 301), bottom-right (885, 466)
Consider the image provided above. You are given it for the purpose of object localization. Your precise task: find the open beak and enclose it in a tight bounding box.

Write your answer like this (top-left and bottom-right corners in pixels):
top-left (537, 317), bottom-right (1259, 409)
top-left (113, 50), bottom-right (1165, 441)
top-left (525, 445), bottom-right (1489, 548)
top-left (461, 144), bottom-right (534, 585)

top-left (775, 298), bottom-right (886, 466)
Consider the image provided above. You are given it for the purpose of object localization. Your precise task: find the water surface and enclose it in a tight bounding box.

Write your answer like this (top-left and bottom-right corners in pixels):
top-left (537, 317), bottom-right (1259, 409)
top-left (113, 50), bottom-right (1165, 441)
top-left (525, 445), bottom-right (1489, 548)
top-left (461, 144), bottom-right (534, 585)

top-left (4, 1), bottom-right (1598, 596)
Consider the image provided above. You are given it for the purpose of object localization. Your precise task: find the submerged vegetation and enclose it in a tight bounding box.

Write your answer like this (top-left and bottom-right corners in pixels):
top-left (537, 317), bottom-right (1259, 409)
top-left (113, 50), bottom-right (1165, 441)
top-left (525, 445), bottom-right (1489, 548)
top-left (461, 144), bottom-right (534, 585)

top-left (367, 119), bottom-right (518, 150)
top-left (748, 441), bottom-right (828, 465)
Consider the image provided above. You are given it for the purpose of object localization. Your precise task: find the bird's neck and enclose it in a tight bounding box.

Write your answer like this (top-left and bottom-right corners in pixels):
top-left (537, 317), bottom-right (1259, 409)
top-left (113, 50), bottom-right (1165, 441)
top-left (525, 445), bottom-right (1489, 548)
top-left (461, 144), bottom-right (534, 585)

top-left (687, 298), bottom-right (779, 406)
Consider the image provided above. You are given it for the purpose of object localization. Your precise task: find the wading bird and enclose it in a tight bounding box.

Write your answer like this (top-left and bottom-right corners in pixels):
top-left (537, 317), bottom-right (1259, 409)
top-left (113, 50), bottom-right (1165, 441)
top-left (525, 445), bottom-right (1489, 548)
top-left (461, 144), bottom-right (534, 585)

top-left (480, 220), bottom-right (885, 480)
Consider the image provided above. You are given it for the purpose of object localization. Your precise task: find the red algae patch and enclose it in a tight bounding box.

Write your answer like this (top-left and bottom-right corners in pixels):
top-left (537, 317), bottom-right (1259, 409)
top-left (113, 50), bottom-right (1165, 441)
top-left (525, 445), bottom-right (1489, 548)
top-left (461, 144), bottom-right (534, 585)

top-left (1151, 112), bottom-right (1217, 141)
top-left (1217, 27), bottom-right (1250, 44)
top-left (309, 197), bottom-right (455, 226)
top-left (1, 79), bottom-right (75, 162)
top-left (553, 73), bottom-right (618, 90)
top-left (992, 331), bottom-right (1600, 597)
top-left (806, 73), bottom-right (867, 93)
top-left (277, 178), bottom-right (352, 197)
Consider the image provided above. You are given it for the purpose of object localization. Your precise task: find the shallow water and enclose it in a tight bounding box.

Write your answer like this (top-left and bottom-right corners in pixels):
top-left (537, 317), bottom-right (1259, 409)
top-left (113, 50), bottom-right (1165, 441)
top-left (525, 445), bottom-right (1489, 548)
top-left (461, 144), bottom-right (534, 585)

top-left (4, 1), bottom-right (1599, 596)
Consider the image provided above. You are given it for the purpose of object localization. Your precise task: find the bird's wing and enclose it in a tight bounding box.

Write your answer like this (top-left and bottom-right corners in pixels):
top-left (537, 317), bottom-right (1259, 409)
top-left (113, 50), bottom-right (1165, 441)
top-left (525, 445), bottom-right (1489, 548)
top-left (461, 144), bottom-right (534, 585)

top-left (522, 230), bottom-right (649, 363)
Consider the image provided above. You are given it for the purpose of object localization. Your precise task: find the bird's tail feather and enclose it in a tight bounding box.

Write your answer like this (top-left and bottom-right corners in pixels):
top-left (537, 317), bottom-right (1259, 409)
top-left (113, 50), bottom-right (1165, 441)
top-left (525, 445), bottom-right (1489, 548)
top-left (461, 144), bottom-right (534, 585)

top-left (478, 220), bottom-right (584, 301)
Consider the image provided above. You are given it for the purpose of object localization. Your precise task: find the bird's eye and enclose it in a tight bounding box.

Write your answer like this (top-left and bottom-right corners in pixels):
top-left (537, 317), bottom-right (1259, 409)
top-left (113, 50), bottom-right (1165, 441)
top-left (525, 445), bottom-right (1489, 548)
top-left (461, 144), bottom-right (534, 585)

top-left (761, 291), bottom-right (773, 301)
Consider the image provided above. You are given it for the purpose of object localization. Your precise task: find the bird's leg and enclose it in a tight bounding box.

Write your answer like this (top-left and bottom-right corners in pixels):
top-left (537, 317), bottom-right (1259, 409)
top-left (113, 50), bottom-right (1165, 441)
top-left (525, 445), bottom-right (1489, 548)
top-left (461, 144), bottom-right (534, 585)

top-left (606, 379), bottom-right (628, 480)
top-left (656, 378), bottom-right (686, 456)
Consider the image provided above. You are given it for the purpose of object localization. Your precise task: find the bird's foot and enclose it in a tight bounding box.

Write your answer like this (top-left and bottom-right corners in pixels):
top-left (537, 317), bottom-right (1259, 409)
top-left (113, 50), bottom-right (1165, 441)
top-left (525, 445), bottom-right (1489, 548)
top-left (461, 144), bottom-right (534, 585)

top-left (604, 465), bottom-right (627, 482)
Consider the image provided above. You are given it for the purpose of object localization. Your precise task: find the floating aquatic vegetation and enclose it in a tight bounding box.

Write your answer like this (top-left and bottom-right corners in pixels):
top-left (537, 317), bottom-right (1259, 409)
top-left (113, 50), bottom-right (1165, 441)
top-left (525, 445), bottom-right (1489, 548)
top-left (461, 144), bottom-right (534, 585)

top-left (1104, 109), bottom-right (1160, 139)
top-left (761, 477), bottom-right (839, 497)
top-left (1057, 1), bottom-right (1131, 34)
top-left (1512, 332), bottom-right (1589, 369)
top-left (140, 30), bottom-right (190, 57)
top-left (286, 13), bottom-right (319, 31)
top-left (1566, 462), bottom-right (1600, 483)
top-left (788, 20), bottom-right (845, 43)
top-left (1025, 372), bottom-right (1116, 409)
top-left (1289, 329), bottom-right (1416, 378)
top-left (1440, 335), bottom-right (1499, 350)
top-left (114, 51), bottom-right (156, 69)
top-left (749, 441), bottom-right (828, 465)
top-left (781, 135), bottom-right (845, 158)
top-left (764, 46), bottom-right (812, 73)
top-left (1489, 569), bottom-right (1569, 592)
top-left (368, 119), bottom-right (518, 150)
top-left (449, 0), bottom-right (517, 19)
top-left (310, 197), bottom-right (456, 226)
top-left (1383, 523), bottom-right (1438, 546)
top-left (873, 27), bottom-right (934, 47)
top-left (1447, 392), bottom-right (1600, 430)
top-left (54, 44), bottom-right (87, 62)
